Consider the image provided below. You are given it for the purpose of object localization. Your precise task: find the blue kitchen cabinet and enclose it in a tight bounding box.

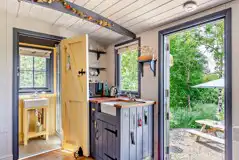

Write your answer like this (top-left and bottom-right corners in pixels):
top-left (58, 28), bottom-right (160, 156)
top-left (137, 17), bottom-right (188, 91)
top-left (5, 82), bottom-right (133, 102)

top-left (90, 102), bottom-right (154, 160)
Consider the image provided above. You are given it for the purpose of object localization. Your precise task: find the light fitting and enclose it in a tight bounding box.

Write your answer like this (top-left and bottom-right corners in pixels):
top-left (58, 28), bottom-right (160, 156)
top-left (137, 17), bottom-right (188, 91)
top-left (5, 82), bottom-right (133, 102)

top-left (183, 1), bottom-right (197, 12)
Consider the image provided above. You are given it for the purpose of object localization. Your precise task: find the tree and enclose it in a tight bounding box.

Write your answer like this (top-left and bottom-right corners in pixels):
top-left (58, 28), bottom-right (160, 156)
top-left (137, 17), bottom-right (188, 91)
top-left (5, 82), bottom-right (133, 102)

top-left (169, 26), bottom-right (219, 110)
top-left (120, 50), bottom-right (138, 92)
top-left (195, 20), bottom-right (225, 112)
top-left (169, 29), bottom-right (207, 110)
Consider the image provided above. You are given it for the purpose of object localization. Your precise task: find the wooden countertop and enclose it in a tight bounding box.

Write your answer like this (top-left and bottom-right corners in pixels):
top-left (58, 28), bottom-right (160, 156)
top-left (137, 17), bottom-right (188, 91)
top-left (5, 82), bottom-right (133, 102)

top-left (89, 97), bottom-right (155, 108)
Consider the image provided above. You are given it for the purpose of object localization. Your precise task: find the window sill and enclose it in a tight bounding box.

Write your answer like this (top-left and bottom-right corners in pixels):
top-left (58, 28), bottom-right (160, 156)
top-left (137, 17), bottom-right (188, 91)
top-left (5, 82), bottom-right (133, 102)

top-left (19, 89), bottom-right (53, 95)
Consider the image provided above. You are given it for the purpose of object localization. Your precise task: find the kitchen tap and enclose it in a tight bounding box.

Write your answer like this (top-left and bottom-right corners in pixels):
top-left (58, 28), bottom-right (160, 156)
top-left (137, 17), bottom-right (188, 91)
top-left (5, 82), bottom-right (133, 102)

top-left (127, 92), bottom-right (136, 101)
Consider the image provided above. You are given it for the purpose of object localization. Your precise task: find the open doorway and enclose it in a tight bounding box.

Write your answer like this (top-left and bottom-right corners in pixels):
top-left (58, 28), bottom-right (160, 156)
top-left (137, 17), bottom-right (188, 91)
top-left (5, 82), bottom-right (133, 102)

top-left (13, 28), bottom-right (64, 159)
top-left (158, 9), bottom-right (232, 160)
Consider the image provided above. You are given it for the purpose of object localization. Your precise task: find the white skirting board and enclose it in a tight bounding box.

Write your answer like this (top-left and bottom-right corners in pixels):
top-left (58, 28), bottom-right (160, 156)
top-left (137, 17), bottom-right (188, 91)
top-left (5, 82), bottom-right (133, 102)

top-left (0, 155), bottom-right (13, 160)
top-left (0, 131), bottom-right (10, 160)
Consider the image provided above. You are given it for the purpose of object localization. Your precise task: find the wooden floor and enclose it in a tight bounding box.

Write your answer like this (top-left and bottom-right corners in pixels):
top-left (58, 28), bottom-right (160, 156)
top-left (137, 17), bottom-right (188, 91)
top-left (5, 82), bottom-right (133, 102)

top-left (19, 135), bottom-right (61, 159)
top-left (25, 150), bottom-right (94, 160)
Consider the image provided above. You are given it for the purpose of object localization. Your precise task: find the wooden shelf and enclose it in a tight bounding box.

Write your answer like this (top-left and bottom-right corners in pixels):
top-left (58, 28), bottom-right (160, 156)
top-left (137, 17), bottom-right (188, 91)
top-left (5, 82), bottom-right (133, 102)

top-left (89, 67), bottom-right (106, 74)
top-left (89, 49), bottom-right (106, 60)
top-left (138, 59), bottom-right (157, 77)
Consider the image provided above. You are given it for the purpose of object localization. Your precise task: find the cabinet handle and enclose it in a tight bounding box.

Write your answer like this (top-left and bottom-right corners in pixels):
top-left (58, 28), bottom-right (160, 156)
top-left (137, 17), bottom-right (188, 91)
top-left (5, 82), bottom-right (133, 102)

top-left (131, 131), bottom-right (135, 145)
top-left (144, 111), bottom-right (148, 125)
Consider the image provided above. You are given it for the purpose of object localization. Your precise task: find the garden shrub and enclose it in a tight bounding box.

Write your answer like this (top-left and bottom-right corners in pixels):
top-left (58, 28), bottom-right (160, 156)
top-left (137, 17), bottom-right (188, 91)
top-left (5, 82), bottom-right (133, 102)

top-left (170, 103), bottom-right (218, 129)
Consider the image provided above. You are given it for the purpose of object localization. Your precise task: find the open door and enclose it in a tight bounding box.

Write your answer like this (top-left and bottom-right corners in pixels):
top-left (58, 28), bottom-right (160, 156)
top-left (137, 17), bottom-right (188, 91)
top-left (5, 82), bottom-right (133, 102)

top-left (60, 35), bottom-right (89, 156)
top-left (164, 36), bottom-right (170, 160)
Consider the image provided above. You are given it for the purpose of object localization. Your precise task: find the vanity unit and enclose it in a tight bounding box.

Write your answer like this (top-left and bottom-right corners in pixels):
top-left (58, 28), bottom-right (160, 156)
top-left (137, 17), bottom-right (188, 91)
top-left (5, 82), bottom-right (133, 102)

top-left (89, 97), bottom-right (154, 160)
top-left (23, 98), bottom-right (49, 145)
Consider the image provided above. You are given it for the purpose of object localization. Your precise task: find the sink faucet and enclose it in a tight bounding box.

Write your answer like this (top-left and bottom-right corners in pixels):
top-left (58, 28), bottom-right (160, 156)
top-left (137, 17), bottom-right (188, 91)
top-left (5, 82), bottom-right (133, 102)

top-left (33, 90), bottom-right (40, 98)
top-left (126, 92), bottom-right (136, 101)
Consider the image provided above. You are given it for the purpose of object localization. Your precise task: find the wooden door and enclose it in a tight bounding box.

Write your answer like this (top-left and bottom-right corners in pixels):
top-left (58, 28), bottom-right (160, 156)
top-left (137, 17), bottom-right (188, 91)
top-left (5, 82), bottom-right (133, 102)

top-left (60, 35), bottom-right (89, 156)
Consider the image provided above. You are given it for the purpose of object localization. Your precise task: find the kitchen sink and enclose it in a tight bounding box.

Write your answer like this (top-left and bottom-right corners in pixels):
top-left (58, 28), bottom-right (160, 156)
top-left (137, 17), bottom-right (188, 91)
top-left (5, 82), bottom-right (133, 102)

top-left (23, 98), bottom-right (49, 108)
top-left (101, 100), bottom-right (145, 116)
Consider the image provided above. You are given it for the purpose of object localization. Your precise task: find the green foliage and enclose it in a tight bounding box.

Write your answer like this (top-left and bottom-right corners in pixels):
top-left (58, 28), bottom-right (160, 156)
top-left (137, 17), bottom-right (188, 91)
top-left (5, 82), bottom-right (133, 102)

top-left (169, 20), bottom-right (224, 111)
top-left (169, 20), bottom-right (225, 129)
top-left (169, 28), bottom-right (218, 109)
top-left (20, 55), bottom-right (47, 88)
top-left (195, 20), bottom-right (224, 77)
top-left (120, 50), bottom-right (138, 92)
top-left (170, 104), bottom-right (218, 128)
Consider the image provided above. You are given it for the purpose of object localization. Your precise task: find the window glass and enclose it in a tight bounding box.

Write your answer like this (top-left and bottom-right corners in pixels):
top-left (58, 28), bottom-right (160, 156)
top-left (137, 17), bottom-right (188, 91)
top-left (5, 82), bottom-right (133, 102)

top-left (20, 71), bottom-right (33, 88)
top-left (34, 71), bottom-right (47, 88)
top-left (34, 57), bottom-right (47, 71)
top-left (119, 50), bottom-right (139, 92)
top-left (19, 53), bottom-right (52, 92)
top-left (20, 55), bottom-right (33, 70)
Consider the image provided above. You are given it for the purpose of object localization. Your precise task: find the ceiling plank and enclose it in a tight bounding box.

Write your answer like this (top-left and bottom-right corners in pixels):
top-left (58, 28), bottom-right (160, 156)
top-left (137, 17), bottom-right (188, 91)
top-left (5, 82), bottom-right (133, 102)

top-left (129, 0), bottom-right (229, 33)
top-left (22, 0), bottom-right (136, 38)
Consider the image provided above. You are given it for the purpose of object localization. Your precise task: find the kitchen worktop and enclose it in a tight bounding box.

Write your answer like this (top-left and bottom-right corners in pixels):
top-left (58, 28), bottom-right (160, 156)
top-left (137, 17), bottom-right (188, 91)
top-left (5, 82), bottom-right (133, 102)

top-left (89, 96), bottom-right (155, 108)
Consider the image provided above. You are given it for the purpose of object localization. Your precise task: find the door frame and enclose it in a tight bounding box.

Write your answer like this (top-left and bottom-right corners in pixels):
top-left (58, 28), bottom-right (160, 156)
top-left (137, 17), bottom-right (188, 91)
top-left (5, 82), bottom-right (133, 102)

top-left (12, 28), bottom-right (64, 160)
top-left (158, 9), bottom-right (232, 160)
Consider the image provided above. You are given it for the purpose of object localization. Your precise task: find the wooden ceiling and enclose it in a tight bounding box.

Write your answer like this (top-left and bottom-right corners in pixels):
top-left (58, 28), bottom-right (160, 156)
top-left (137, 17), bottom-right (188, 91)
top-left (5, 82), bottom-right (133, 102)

top-left (4, 0), bottom-right (231, 45)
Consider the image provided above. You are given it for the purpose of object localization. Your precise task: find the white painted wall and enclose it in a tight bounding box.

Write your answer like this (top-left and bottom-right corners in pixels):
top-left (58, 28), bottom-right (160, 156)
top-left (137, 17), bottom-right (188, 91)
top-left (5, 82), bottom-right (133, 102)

top-left (0, 2), bottom-right (106, 158)
top-left (106, 1), bottom-right (239, 159)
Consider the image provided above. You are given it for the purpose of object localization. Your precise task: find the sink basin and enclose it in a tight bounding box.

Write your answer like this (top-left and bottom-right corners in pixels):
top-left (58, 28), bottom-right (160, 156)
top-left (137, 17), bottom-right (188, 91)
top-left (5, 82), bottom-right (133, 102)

top-left (23, 98), bottom-right (49, 108)
top-left (101, 101), bottom-right (146, 116)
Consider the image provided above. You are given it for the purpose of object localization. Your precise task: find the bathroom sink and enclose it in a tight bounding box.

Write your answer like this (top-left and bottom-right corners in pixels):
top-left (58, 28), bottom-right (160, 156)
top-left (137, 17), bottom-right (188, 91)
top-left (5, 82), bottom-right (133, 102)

top-left (101, 101), bottom-right (146, 116)
top-left (23, 98), bottom-right (49, 108)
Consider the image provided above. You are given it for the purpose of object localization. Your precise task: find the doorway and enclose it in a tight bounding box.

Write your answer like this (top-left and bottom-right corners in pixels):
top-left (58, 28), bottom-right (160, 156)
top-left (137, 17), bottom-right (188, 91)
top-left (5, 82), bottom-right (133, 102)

top-left (13, 28), bottom-right (64, 160)
top-left (158, 9), bottom-right (232, 160)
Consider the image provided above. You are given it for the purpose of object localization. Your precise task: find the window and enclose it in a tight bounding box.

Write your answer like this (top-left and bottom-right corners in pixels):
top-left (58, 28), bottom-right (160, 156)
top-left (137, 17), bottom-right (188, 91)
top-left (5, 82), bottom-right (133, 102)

top-left (19, 47), bottom-right (53, 93)
top-left (116, 39), bottom-right (140, 96)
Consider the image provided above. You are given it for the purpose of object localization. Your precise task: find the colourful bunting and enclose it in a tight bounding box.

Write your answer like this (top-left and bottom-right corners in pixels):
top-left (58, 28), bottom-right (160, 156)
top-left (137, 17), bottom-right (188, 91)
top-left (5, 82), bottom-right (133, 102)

top-left (36, 0), bottom-right (113, 28)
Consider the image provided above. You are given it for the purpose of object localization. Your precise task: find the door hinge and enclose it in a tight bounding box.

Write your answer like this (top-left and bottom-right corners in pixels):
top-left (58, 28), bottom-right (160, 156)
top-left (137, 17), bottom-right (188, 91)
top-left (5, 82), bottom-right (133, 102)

top-left (165, 89), bottom-right (169, 97)
top-left (166, 112), bottom-right (170, 120)
top-left (166, 43), bottom-right (170, 51)
top-left (17, 67), bottom-right (20, 77)
top-left (104, 153), bottom-right (117, 160)
top-left (105, 128), bottom-right (117, 137)
top-left (166, 146), bottom-right (170, 154)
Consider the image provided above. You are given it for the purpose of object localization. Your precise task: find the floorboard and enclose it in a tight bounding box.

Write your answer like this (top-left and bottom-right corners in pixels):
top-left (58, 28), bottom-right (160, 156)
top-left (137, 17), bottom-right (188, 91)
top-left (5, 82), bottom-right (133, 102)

top-left (24, 150), bottom-right (94, 160)
top-left (19, 135), bottom-right (61, 159)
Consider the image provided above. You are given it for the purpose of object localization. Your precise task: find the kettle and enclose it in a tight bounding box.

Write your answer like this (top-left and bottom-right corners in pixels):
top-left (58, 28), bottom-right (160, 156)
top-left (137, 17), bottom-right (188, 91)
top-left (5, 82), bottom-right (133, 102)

top-left (109, 86), bottom-right (118, 97)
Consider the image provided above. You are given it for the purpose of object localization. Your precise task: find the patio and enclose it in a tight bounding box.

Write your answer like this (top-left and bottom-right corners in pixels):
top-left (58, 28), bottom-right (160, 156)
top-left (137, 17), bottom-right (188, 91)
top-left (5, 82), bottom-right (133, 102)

top-left (170, 129), bottom-right (225, 160)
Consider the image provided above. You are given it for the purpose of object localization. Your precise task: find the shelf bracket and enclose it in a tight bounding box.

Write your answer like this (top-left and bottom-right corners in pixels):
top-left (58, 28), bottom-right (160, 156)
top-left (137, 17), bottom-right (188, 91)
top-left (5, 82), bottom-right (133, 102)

top-left (138, 60), bottom-right (157, 77)
top-left (97, 53), bottom-right (100, 60)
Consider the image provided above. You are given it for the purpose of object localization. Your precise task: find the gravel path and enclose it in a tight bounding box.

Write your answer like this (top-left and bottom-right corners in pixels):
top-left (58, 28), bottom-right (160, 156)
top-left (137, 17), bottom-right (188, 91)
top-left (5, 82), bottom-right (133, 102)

top-left (169, 129), bottom-right (225, 160)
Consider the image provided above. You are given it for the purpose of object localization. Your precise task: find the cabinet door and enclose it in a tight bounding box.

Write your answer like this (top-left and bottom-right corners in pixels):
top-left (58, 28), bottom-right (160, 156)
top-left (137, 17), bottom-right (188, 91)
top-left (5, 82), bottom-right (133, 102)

top-left (104, 124), bottom-right (117, 160)
top-left (95, 119), bottom-right (103, 159)
top-left (143, 106), bottom-right (149, 158)
top-left (136, 107), bottom-right (143, 160)
top-left (95, 119), bottom-right (117, 160)
top-left (130, 108), bottom-right (137, 160)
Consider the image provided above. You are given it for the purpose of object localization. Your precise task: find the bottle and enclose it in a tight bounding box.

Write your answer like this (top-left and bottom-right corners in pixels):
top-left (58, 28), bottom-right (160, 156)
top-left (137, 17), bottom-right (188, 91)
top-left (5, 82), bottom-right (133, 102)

top-left (104, 81), bottom-right (109, 96)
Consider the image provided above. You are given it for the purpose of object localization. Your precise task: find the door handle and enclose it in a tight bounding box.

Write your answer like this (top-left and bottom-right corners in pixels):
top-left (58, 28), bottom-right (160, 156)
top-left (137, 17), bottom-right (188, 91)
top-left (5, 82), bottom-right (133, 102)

top-left (78, 68), bottom-right (86, 76)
